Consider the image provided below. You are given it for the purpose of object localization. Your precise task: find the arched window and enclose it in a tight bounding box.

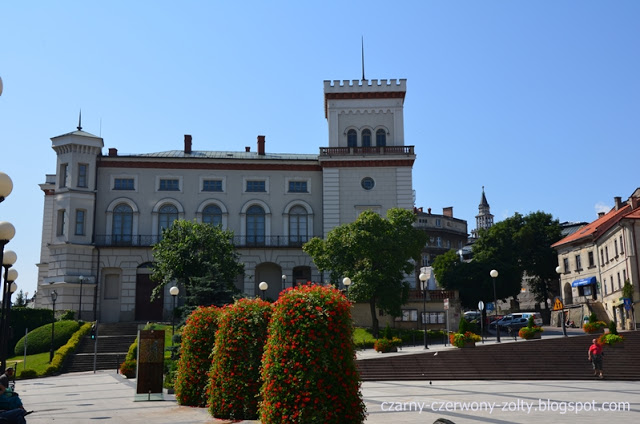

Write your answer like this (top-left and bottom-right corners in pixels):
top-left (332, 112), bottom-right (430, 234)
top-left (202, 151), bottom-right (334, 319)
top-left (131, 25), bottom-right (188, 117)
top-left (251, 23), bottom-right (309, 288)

top-left (289, 206), bottom-right (308, 246)
top-left (246, 205), bottom-right (265, 246)
top-left (362, 129), bottom-right (372, 147)
top-left (347, 129), bottom-right (357, 147)
top-left (158, 204), bottom-right (178, 236)
top-left (112, 203), bottom-right (133, 244)
top-left (202, 204), bottom-right (222, 227)
top-left (376, 129), bottom-right (386, 147)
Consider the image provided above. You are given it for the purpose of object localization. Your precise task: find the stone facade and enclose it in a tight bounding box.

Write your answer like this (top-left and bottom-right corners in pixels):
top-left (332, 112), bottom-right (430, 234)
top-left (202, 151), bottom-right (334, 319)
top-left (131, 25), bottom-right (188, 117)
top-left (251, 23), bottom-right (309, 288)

top-left (36, 78), bottom-right (420, 323)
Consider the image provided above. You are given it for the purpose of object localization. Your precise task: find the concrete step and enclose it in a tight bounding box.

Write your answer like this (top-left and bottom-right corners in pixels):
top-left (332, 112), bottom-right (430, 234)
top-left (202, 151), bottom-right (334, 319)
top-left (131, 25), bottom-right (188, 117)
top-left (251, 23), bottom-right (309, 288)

top-left (357, 330), bottom-right (640, 381)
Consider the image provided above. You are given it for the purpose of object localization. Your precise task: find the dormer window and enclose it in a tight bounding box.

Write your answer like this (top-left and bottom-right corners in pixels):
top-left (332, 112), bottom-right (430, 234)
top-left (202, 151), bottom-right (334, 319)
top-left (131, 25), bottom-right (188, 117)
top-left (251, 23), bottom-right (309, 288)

top-left (362, 129), bottom-right (371, 147)
top-left (376, 129), bottom-right (386, 147)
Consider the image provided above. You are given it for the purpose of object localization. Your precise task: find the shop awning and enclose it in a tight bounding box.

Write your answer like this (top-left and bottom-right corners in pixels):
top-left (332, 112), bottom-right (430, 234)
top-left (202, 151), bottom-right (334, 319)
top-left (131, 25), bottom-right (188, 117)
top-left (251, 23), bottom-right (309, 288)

top-left (571, 276), bottom-right (596, 287)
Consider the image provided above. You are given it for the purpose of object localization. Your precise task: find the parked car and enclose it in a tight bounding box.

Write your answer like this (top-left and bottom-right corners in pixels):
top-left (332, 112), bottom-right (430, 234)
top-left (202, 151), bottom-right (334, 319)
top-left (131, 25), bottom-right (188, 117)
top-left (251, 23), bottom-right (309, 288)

top-left (489, 313), bottom-right (523, 330)
top-left (463, 311), bottom-right (481, 322)
top-left (504, 317), bottom-right (529, 331)
top-left (520, 312), bottom-right (543, 326)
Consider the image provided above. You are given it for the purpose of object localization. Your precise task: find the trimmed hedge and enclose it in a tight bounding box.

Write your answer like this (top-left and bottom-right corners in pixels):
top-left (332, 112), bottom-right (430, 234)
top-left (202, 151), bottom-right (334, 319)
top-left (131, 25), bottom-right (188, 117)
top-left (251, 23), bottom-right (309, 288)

top-left (260, 285), bottom-right (365, 424)
top-left (14, 320), bottom-right (81, 356)
top-left (175, 306), bottom-right (221, 406)
top-left (209, 298), bottom-right (272, 420)
top-left (45, 322), bottom-right (92, 375)
top-left (8, 308), bottom-right (55, 354)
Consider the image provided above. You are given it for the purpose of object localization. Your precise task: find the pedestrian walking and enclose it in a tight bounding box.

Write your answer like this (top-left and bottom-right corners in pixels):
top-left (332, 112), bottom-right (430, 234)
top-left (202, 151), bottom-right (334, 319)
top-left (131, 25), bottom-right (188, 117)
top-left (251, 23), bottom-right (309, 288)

top-left (588, 338), bottom-right (604, 379)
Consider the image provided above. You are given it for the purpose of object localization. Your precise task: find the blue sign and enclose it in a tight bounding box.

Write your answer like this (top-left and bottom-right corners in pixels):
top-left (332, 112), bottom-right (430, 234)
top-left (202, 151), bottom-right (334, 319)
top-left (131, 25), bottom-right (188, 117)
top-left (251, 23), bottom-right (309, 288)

top-left (623, 298), bottom-right (632, 311)
top-left (486, 302), bottom-right (495, 311)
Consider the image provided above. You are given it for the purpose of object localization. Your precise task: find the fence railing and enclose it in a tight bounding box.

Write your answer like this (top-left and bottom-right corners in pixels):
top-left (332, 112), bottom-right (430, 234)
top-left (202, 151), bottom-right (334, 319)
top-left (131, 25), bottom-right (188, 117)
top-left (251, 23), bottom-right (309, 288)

top-left (319, 146), bottom-right (414, 156)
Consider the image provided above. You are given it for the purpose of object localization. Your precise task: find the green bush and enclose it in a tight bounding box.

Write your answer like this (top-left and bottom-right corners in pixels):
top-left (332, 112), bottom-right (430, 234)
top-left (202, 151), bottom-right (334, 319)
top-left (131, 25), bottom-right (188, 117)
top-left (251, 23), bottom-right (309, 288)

top-left (14, 320), bottom-right (81, 356)
top-left (46, 322), bottom-right (92, 375)
top-left (8, 308), bottom-right (54, 355)
top-left (209, 298), bottom-right (272, 420)
top-left (260, 285), bottom-right (365, 424)
top-left (175, 306), bottom-right (221, 407)
top-left (18, 369), bottom-right (37, 379)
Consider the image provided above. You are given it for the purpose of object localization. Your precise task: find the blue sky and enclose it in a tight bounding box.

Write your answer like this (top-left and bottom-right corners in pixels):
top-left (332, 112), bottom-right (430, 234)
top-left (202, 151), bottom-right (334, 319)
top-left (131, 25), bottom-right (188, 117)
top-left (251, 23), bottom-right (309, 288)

top-left (1, 1), bottom-right (639, 298)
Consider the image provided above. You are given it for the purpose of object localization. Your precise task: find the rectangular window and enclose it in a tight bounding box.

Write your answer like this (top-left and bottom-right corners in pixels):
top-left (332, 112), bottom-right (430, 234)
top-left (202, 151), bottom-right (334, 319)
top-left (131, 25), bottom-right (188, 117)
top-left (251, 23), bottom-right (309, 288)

top-left (202, 179), bottom-right (223, 192)
top-left (620, 236), bottom-right (624, 254)
top-left (435, 219), bottom-right (442, 227)
top-left (600, 249), bottom-right (604, 265)
top-left (623, 269), bottom-right (626, 283)
top-left (114, 178), bottom-right (135, 190)
top-left (77, 164), bottom-right (88, 188)
top-left (605, 246), bottom-right (609, 262)
top-left (421, 255), bottom-right (429, 267)
top-left (436, 237), bottom-right (442, 247)
top-left (159, 179), bottom-right (180, 191)
top-left (614, 239), bottom-right (619, 257)
top-left (75, 210), bottom-right (85, 235)
top-left (604, 279), bottom-right (608, 295)
top-left (60, 164), bottom-right (69, 188)
top-left (563, 258), bottom-right (569, 273)
top-left (575, 254), bottom-right (582, 271)
top-left (288, 181), bottom-right (308, 193)
top-left (246, 180), bottom-right (266, 192)
top-left (580, 285), bottom-right (592, 297)
top-left (588, 251), bottom-right (595, 268)
top-left (617, 273), bottom-right (621, 290)
top-left (57, 209), bottom-right (66, 236)
top-left (395, 309), bottom-right (418, 322)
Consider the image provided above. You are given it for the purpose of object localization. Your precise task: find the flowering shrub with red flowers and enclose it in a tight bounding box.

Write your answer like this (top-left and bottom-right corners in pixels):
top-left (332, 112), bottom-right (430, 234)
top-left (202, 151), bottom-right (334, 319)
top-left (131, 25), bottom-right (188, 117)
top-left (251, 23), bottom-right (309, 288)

top-left (175, 306), bottom-right (221, 406)
top-left (209, 298), bottom-right (272, 420)
top-left (260, 285), bottom-right (366, 424)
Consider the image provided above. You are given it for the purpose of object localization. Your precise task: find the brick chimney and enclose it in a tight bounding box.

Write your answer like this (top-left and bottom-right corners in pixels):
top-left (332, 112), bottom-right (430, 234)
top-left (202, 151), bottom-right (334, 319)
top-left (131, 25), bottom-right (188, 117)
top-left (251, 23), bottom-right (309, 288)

top-left (245, 146), bottom-right (251, 152)
top-left (614, 196), bottom-right (622, 210)
top-left (108, 148), bottom-right (118, 157)
top-left (598, 212), bottom-right (605, 218)
top-left (184, 134), bottom-right (192, 154)
top-left (443, 206), bottom-right (453, 217)
top-left (257, 135), bottom-right (265, 156)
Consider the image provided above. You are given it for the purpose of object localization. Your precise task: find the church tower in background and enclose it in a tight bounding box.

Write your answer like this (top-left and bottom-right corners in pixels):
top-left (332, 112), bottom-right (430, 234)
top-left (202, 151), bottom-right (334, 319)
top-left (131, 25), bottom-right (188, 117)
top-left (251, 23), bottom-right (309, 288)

top-left (471, 186), bottom-right (494, 238)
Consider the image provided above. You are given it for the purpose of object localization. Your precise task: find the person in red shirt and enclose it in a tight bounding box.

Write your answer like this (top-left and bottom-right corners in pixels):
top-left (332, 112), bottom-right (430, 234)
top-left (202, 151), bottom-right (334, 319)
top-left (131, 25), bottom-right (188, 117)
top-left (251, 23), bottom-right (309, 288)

top-left (588, 338), bottom-right (604, 379)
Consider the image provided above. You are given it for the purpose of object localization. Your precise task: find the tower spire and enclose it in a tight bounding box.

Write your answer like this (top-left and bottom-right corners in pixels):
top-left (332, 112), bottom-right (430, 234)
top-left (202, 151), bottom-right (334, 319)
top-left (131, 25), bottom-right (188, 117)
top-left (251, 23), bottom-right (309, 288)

top-left (77, 110), bottom-right (82, 131)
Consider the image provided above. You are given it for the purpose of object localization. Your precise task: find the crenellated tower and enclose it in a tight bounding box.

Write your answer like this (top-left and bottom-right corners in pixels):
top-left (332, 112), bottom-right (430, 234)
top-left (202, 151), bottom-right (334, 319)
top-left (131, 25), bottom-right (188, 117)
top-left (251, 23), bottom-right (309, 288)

top-left (320, 79), bottom-right (415, 235)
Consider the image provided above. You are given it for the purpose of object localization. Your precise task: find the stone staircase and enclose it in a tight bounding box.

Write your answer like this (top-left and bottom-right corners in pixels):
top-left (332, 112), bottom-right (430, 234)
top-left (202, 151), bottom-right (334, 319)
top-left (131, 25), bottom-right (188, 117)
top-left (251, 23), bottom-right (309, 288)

top-left (62, 323), bottom-right (140, 373)
top-left (357, 330), bottom-right (640, 381)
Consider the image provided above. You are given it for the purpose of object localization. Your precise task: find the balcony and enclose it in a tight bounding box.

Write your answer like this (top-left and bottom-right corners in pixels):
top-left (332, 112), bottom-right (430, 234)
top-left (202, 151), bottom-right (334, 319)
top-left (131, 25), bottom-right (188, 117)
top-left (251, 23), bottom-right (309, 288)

top-left (319, 146), bottom-right (414, 156)
top-left (407, 289), bottom-right (457, 301)
top-left (93, 235), bottom-right (321, 248)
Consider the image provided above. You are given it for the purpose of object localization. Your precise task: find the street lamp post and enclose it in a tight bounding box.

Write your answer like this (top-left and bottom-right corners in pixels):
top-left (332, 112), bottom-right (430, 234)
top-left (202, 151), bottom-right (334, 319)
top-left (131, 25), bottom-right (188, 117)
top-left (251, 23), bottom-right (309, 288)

top-left (50, 290), bottom-right (58, 362)
top-left (259, 282), bottom-right (268, 300)
top-left (419, 273), bottom-right (429, 349)
top-left (282, 274), bottom-right (287, 290)
top-left (556, 266), bottom-right (568, 337)
top-left (490, 269), bottom-right (501, 343)
top-left (0, 172), bottom-right (13, 204)
top-left (78, 275), bottom-right (85, 321)
top-left (169, 286), bottom-right (179, 340)
top-left (0, 259), bottom-right (17, 374)
top-left (342, 277), bottom-right (351, 295)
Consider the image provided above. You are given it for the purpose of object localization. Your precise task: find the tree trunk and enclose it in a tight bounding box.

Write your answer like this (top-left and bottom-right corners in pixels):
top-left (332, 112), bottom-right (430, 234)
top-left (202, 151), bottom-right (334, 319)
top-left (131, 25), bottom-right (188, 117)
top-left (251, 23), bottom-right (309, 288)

top-left (369, 298), bottom-right (379, 338)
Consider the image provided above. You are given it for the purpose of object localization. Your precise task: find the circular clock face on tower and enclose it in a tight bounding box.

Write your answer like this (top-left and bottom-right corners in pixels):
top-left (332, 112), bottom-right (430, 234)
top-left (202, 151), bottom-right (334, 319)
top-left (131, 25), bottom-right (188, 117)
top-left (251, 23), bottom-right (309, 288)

top-left (361, 177), bottom-right (375, 190)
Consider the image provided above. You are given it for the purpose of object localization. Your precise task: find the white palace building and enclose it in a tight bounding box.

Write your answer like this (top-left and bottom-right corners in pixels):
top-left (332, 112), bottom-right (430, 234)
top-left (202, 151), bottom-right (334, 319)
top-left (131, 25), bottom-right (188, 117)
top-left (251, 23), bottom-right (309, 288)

top-left (35, 78), bottom-right (418, 323)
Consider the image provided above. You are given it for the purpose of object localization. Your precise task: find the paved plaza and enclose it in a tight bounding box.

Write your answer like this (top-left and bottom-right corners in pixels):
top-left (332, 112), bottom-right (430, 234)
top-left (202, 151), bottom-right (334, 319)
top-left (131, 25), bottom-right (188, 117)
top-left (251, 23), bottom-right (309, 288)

top-left (17, 370), bottom-right (639, 424)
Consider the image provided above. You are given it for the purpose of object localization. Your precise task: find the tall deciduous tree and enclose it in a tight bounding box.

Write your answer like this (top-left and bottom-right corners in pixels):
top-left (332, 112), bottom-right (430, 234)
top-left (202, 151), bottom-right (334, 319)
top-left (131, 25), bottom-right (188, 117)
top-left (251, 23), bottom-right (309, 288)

top-left (303, 208), bottom-right (427, 337)
top-left (433, 211), bottom-right (562, 310)
top-left (151, 220), bottom-right (244, 315)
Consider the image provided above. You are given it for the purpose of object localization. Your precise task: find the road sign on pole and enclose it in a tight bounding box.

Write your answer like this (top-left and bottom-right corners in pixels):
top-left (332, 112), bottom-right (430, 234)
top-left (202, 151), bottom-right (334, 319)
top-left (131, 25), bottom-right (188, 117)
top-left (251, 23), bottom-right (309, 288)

top-left (444, 298), bottom-right (449, 310)
top-left (552, 297), bottom-right (564, 311)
